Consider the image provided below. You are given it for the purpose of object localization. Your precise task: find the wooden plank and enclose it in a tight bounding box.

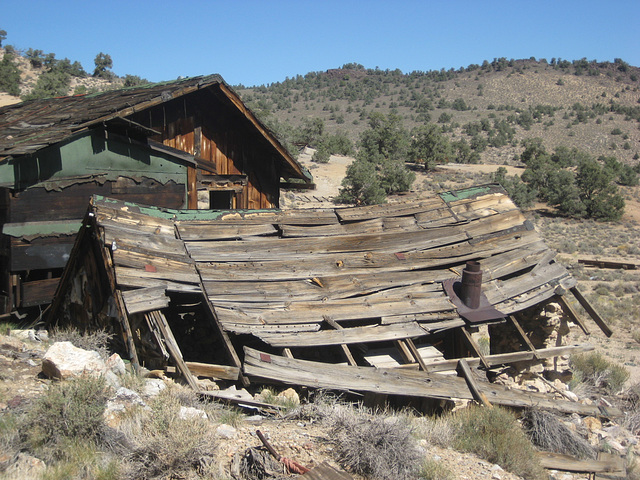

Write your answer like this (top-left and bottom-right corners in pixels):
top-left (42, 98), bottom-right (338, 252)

top-left (335, 197), bottom-right (444, 222)
top-left (185, 227), bottom-right (474, 262)
top-left (537, 452), bottom-right (625, 474)
top-left (121, 286), bottom-right (170, 315)
top-left (213, 294), bottom-right (453, 326)
top-left (149, 310), bottom-right (199, 390)
top-left (595, 452), bottom-right (627, 479)
top-left (243, 347), bottom-right (620, 416)
top-left (570, 287), bottom-right (613, 337)
top-left (457, 359), bottom-right (492, 407)
top-left (556, 295), bottom-right (590, 336)
top-left (460, 327), bottom-right (490, 370)
top-left (324, 317), bottom-right (358, 367)
top-left (301, 461), bottom-right (354, 480)
top-left (422, 344), bottom-right (594, 373)
top-left (578, 258), bottom-right (639, 270)
top-left (255, 322), bottom-right (426, 348)
top-left (509, 315), bottom-right (540, 359)
top-left (20, 277), bottom-right (60, 307)
top-left (184, 361), bottom-right (239, 381)
top-left (176, 223), bottom-right (278, 240)
top-left (281, 218), bottom-right (386, 238)
top-left (115, 265), bottom-right (201, 285)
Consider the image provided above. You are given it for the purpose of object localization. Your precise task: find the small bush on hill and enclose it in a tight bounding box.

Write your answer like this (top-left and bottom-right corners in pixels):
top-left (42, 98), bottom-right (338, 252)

top-left (570, 352), bottom-right (629, 394)
top-left (22, 375), bottom-right (109, 461)
top-left (449, 406), bottom-right (546, 480)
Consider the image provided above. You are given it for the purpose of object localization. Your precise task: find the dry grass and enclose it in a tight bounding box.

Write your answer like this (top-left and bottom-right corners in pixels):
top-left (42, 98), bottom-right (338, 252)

top-left (521, 409), bottom-right (595, 459)
top-left (118, 386), bottom-right (219, 480)
top-left (323, 404), bottom-right (423, 480)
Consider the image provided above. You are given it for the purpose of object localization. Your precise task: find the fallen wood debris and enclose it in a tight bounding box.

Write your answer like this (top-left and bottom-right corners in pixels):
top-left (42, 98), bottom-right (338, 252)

top-left (578, 257), bottom-right (639, 270)
top-left (536, 451), bottom-right (625, 476)
top-left (243, 347), bottom-right (621, 417)
top-left (46, 185), bottom-right (618, 417)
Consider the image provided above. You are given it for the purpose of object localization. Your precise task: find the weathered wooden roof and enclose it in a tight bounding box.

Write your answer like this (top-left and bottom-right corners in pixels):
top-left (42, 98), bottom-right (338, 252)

top-left (91, 184), bottom-right (576, 336)
top-left (48, 185), bottom-right (622, 416)
top-left (0, 74), bottom-right (310, 182)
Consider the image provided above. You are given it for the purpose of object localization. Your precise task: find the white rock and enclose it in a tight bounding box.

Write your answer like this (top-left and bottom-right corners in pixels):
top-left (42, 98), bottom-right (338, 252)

top-left (41, 341), bottom-right (105, 379)
top-left (216, 423), bottom-right (237, 439)
top-left (143, 378), bottom-right (166, 397)
top-left (564, 390), bottom-right (579, 402)
top-left (103, 387), bottom-right (148, 428)
top-left (178, 406), bottom-right (208, 420)
top-left (105, 353), bottom-right (126, 376)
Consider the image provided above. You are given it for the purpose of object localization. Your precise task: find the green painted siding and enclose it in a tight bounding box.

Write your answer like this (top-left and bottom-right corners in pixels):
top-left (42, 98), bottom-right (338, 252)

top-left (2, 131), bottom-right (188, 193)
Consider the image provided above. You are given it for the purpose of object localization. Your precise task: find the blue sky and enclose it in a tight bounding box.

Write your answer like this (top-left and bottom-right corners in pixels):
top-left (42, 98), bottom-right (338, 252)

top-left (3, 1), bottom-right (639, 87)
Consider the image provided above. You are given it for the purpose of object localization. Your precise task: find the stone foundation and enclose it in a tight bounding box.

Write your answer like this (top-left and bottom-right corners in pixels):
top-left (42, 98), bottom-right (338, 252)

top-left (489, 301), bottom-right (573, 393)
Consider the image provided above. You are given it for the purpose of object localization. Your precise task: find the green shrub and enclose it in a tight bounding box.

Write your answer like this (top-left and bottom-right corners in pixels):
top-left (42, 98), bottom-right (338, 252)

top-left (450, 406), bottom-right (546, 480)
top-left (419, 458), bottom-right (455, 480)
top-left (22, 375), bottom-right (109, 459)
top-left (570, 352), bottom-right (629, 394)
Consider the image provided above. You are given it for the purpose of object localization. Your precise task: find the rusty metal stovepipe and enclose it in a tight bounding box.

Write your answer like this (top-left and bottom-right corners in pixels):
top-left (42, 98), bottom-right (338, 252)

top-left (460, 260), bottom-right (482, 309)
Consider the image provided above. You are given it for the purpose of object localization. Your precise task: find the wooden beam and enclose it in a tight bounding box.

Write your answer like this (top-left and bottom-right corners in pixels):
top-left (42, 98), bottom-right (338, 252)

top-left (200, 293), bottom-right (248, 387)
top-left (421, 344), bottom-right (594, 373)
top-left (460, 327), bottom-right (490, 370)
top-left (184, 361), bottom-right (239, 381)
top-left (556, 294), bottom-right (590, 336)
top-left (115, 290), bottom-right (141, 373)
top-left (243, 347), bottom-right (622, 417)
top-left (324, 317), bottom-right (358, 367)
top-left (509, 315), bottom-right (540, 360)
top-left (148, 310), bottom-right (199, 390)
top-left (570, 287), bottom-right (613, 337)
top-left (536, 451), bottom-right (625, 474)
top-left (187, 166), bottom-right (198, 209)
top-left (405, 338), bottom-right (429, 371)
top-left (457, 359), bottom-right (492, 407)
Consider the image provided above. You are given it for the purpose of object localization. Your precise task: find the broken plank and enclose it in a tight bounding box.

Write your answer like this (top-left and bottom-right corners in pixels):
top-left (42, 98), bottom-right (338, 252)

top-left (184, 361), bottom-right (239, 381)
top-left (420, 344), bottom-right (595, 373)
top-left (255, 322), bottom-right (426, 348)
top-left (121, 286), bottom-right (169, 315)
top-left (457, 359), bottom-right (492, 407)
top-left (243, 347), bottom-right (620, 417)
top-left (335, 197), bottom-right (444, 222)
top-left (536, 452), bottom-right (625, 474)
top-left (176, 223), bottom-right (278, 240)
top-left (570, 286), bottom-right (613, 337)
top-left (556, 295), bottom-right (590, 336)
top-left (149, 310), bottom-right (199, 390)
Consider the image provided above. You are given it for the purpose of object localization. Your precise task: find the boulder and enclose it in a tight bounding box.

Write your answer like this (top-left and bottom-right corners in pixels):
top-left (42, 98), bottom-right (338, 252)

top-left (41, 341), bottom-right (105, 379)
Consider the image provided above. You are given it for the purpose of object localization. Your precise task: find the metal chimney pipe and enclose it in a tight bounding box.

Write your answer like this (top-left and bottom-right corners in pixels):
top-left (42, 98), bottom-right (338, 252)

top-left (460, 261), bottom-right (482, 309)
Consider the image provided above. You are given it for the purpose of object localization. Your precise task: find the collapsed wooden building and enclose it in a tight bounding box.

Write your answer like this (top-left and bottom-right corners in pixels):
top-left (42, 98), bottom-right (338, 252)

top-left (0, 74), bottom-right (312, 312)
top-left (46, 185), bottom-right (616, 416)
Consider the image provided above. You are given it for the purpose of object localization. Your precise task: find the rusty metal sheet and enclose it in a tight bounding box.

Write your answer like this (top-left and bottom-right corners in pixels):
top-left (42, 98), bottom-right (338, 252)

top-left (443, 277), bottom-right (506, 324)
